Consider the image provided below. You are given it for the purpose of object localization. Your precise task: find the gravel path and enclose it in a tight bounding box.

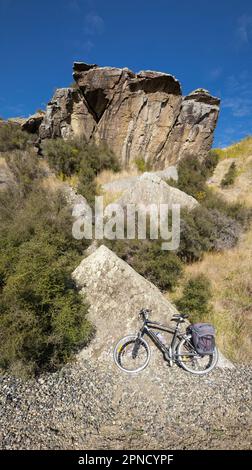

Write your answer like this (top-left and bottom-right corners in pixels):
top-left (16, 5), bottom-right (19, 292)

top-left (0, 360), bottom-right (251, 450)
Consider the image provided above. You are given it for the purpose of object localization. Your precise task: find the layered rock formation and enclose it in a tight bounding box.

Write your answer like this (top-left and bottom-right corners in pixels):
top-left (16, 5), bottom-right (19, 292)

top-left (39, 62), bottom-right (220, 169)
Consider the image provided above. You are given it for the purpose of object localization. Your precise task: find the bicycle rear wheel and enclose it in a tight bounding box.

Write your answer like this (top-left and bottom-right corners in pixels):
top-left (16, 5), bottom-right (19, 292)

top-left (113, 335), bottom-right (150, 373)
top-left (177, 335), bottom-right (218, 375)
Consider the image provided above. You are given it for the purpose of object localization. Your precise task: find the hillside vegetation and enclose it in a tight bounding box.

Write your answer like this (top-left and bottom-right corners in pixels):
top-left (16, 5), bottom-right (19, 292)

top-left (169, 136), bottom-right (252, 362)
top-left (1, 123), bottom-right (251, 374)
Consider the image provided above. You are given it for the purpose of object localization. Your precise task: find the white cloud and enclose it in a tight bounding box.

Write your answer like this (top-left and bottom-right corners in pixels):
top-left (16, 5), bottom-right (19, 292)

top-left (236, 14), bottom-right (252, 45)
top-left (222, 96), bottom-right (252, 117)
top-left (84, 11), bottom-right (104, 35)
top-left (210, 67), bottom-right (223, 80)
top-left (222, 71), bottom-right (252, 118)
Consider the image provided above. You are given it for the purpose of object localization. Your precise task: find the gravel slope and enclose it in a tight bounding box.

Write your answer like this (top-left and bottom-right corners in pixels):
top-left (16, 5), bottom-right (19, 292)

top-left (0, 359), bottom-right (251, 450)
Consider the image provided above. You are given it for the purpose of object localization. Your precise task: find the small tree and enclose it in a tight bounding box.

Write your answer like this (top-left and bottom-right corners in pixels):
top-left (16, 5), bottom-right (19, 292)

top-left (221, 162), bottom-right (237, 188)
top-left (175, 274), bottom-right (212, 322)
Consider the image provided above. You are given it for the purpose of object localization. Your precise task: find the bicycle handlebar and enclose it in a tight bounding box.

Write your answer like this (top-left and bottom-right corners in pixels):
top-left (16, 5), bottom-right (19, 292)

top-left (139, 308), bottom-right (152, 320)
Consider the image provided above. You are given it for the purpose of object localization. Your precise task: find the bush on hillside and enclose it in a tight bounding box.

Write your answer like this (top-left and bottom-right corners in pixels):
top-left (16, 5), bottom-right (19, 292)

top-left (0, 123), bottom-right (32, 152)
top-left (41, 138), bottom-right (83, 177)
top-left (167, 153), bottom-right (219, 200)
top-left (175, 274), bottom-right (213, 322)
top-left (203, 188), bottom-right (252, 228)
top-left (221, 161), bottom-right (237, 188)
top-left (4, 150), bottom-right (43, 197)
top-left (134, 156), bottom-right (151, 173)
top-left (42, 138), bottom-right (120, 205)
top-left (0, 150), bottom-right (92, 377)
top-left (103, 238), bottom-right (183, 291)
top-left (177, 205), bottom-right (242, 262)
top-left (177, 207), bottom-right (214, 262)
top-left (42, 138), bottom-right (120, 178)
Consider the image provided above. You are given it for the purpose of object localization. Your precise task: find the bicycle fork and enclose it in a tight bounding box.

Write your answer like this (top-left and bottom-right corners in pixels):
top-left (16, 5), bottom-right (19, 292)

top-left (132, 332), bottom-right (143, 359)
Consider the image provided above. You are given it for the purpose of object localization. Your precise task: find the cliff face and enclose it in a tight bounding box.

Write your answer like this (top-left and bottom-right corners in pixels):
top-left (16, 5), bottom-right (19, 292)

top-left (39, 62), bottom-right (220, 169)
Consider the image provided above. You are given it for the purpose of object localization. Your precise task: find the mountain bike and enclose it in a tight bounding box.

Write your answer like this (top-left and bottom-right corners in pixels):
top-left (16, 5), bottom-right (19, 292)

top-left (113, 308), bottom-right (219, 375)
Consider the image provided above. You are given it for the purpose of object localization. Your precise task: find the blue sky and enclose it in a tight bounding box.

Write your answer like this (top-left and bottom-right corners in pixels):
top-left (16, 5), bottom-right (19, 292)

top-left (0, 0), bottom-right (252, 147)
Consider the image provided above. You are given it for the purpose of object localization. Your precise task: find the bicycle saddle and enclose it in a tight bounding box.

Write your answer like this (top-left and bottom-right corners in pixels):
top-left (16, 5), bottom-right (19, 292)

top-left (171, 313), bottom-right (189, 322)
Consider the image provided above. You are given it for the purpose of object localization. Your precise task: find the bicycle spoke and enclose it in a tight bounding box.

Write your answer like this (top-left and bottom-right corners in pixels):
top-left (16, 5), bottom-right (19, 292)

top-left (117, 339), bottom-right (149, 372)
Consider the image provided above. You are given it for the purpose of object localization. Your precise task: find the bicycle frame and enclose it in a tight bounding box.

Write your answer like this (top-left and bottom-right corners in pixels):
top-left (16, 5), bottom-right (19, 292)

top-left (137, 318), bottom-right (196, 363)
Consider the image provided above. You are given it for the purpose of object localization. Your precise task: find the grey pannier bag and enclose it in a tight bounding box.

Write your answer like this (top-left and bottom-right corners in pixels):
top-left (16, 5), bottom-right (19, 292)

top-left (188, 323), bottom-right (215, 355)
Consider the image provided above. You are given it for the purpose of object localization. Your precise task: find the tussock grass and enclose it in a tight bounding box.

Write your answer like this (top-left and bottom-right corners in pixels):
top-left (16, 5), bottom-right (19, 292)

top-left (210, 142), bottom-right (252, 206)
top-left (213, 136), bottom-right (252, 160)
top-left (96, 168), bottom-right (140, 186)
top-left (168, 138), bottom-right (252, 362)
top-left (101, 190), bottom-right (124, 206)
top-left (177, 228), bottom-right (252, 362)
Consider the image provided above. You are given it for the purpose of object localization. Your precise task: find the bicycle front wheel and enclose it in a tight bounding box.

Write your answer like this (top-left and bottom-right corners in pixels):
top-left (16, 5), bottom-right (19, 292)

top-left (177, 335), bottom-right (219, 375)
top-left (113, 335), bottom-right (150, 373)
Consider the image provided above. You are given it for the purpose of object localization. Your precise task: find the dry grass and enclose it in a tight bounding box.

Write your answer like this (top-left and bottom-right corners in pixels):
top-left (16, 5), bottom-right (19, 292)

top-left (209, 145), bottom-right (252, 206)
top-left (168, 141), bottom-right (252, 363)
top-left (101, 190), bottom-right (124, 206)
top-left (169, 227), bottom-right (252, 362)
top-left (96, 168), bottom-right (140, 186)
top-left (40, 174), bottom-right (64, 191)
top-left (213, 136), bottom-right (252, 160)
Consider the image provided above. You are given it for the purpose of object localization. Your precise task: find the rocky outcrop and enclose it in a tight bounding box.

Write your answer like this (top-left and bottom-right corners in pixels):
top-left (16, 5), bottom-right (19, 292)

top-left (116, 172), bottom-right (198, 211)
top-left (21, 111), bottom-right (45, 134)
top-left (39, 88), bottom-right (96, 141)
top-left (39, 62), bottom-right (220, 169)
top-left (157, 89), bottom-right (221, 166)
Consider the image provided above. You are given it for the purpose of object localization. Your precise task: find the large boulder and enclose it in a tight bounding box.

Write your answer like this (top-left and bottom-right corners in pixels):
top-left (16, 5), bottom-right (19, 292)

top-left (116, 172), bottom-right (198, 211)
top-left (102, 166), bottom-right (178, 193)
top-left (72, 245), bottom-right (233, 369)
top-left (72, 244), bottom-right (179, 363)
top-left (39, 63), bottom-right (220, 169)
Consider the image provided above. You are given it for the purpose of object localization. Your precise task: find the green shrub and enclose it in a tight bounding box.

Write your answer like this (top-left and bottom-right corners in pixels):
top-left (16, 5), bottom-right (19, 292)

top-left (203, 188), bottom-right (252, 228)
top-left (175, 274), bottom-right (213, 322)
top-left (205, 149), bottom-right (220, 176)
top-left (42, 138), bottom-right (120, 178)
top-left (42, 138), bottom-right (83, 177)
top-left (177, 207), bottom-right (214, 262)
top-left (42, 138), bottom-right (120, 205)
top-left (177, 204), bottom-right (242, 262)
top-left (166, 152), bottom-right (219, 201)
top-left (0, 234), bottom-right (92, 376)
top-left (167, 153), bottom-right (218, 200)
top-left (221, 162), bottom-right (237, 188)
top-left (0, 123), bottom-right (32, 152)
top-left (0, 150), bottom-right (92, 377)
top-left (134, 156), bottom-right (151, 173)
top-left (4, 150), bottom-right (43, 197)
top-left (103, 238), bottom-right (183, 291)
